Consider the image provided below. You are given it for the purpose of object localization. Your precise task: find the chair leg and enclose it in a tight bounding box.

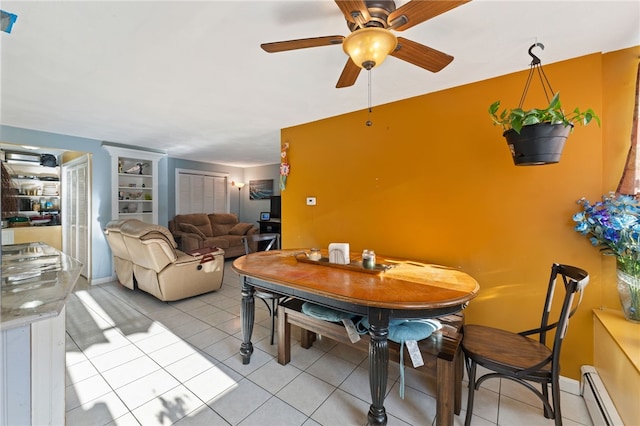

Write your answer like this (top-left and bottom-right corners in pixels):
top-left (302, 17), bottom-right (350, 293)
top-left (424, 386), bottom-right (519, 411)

top-left (551, 379), bottom-right (562, 425)
top-left (270, 298), bottom-right (277, 345)
top-left (464, 360), bottom-right (477, 426)
top-left (541, 382), bottom-right (552, 419)
top-left (259, 297), bottom-right (272, 314)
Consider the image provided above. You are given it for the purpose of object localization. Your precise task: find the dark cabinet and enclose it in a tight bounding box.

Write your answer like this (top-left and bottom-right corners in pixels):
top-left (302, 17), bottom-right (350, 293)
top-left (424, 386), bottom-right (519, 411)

top-left (257, 219), bottom-right (281, 251)
top-left (258, 219), bottom-right (281, 234)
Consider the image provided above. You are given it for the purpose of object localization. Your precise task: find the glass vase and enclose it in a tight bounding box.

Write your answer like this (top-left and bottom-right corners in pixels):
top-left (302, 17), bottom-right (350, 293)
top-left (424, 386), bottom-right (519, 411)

top-left (616, 261), bottom-right (640, 323)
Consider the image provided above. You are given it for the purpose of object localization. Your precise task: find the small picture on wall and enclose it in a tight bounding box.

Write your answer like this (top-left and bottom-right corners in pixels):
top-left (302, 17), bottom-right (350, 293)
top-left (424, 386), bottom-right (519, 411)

top-left (260, 212), bottom-right (270, 221)
top-left (249, 179), bottom-right (274, 200)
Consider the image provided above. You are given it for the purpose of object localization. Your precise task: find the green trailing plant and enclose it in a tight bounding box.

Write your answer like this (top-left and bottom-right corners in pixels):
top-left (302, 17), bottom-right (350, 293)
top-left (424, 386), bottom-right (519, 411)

top-left (489, 92), bottom-right (600, 134)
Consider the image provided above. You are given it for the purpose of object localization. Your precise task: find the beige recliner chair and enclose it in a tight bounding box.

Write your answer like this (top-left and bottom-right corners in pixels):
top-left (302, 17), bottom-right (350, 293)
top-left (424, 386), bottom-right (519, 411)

top-left (105, 219), bottom-right (224, 301)
top-left (105, 219), bottom-right (136, 289)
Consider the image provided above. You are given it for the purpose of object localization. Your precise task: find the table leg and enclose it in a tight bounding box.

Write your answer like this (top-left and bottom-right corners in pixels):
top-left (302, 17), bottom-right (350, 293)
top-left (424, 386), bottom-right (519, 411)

top-left (277, 302), bottom-right (291, 365)
top-left (367, 308), bottom-right (389, 426)
top-left (455, 347), bottom-right (463, 415)
top-left (240, 278), bottom-right (255, 364)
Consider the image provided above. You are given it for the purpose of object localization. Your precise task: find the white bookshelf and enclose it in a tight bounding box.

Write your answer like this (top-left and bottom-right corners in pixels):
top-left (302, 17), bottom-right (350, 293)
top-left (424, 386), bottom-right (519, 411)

top-left (103, 146), bottom-right (165, 224)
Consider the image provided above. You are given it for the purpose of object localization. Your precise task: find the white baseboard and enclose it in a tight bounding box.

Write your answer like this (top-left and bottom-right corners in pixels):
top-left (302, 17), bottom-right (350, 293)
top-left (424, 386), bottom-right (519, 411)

top-left (559, 375), bottom-right (581, 395)
top-left (90, 274), bottom-right (117, 285)
top-left (580, 365), bottom-right (624, 426)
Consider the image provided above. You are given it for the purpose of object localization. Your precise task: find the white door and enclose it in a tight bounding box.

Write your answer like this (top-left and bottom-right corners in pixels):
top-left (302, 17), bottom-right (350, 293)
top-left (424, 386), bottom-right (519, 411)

top-left (62, 155), bottom-right (91, 279)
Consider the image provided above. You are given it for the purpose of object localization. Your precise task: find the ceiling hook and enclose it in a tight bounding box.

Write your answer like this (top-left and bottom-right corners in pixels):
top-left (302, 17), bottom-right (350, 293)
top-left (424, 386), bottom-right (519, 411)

top-left (528, 42), bottom-right (544, 65)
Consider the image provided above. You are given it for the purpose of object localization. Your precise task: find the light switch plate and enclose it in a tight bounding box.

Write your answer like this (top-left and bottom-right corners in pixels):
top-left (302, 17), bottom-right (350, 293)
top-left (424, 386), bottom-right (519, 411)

top-left (306, 197), bottom-right (316, 206)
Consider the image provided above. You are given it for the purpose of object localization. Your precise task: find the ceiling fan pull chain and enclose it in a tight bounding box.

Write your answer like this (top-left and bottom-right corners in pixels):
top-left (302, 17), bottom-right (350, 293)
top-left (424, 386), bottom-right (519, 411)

top-left (366, 70), bottom-right (373, 126)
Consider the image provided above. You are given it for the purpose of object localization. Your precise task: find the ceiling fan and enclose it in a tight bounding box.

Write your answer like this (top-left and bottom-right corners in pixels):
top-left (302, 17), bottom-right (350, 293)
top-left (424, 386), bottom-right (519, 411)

top-left (261, 0), bottom-right (471, 88)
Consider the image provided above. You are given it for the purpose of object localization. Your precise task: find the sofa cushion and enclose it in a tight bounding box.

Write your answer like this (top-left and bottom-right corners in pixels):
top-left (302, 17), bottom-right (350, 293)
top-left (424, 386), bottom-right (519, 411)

top-left (175, 214), bottom-right (213, 237)
top-left (178, 223), bottom-right (206, 239)
top-left (209, 213), bottom-right (239, 225)
top-left (202, 237), bottom-right (231, 249)
top-left (229, 223), bottom-right (253, 236)
top-left (210, 222), bottom-right (232, 237)
top-left (209, 213), bottom-right (238, 236)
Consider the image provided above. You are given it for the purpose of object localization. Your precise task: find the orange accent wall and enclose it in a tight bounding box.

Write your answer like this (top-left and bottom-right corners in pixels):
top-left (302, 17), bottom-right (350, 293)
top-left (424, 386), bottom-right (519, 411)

top-left (601, 47), bottom-right (640, 311)
top-left (280, 46), bottom-right (640, 380)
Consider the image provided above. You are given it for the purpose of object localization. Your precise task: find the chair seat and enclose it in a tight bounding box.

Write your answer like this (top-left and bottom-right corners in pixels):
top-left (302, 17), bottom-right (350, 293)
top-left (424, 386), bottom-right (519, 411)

top-left (462, 324), bottom-right (552, 377)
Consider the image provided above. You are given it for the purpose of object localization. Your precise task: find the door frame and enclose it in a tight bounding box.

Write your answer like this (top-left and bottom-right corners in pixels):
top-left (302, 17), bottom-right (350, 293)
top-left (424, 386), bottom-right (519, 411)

top-left (62, 154), bottom-right (91, 281)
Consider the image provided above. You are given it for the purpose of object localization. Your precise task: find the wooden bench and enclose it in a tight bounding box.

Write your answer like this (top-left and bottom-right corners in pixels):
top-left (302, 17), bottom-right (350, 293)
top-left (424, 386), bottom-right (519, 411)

top-left (277, 298), bottom-right (464, 426)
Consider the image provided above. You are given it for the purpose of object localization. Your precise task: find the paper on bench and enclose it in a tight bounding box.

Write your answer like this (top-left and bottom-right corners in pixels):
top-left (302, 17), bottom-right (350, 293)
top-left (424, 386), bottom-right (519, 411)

top-left (406, 340), bottom-right (424, 368)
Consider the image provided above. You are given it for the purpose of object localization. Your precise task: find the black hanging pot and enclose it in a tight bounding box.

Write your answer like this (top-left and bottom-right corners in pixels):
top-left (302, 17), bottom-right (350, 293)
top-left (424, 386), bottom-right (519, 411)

top-left (503, 123), bottom-right (573, 166)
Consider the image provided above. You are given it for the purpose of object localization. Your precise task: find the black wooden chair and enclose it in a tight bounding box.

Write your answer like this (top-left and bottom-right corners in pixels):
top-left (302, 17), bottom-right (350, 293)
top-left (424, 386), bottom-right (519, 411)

top-left (242, 232), bottom-right (280, 254)
top-left (242, 233), bottom-right (285, 344)
top-left (461, 263), bottom-right (589, 426)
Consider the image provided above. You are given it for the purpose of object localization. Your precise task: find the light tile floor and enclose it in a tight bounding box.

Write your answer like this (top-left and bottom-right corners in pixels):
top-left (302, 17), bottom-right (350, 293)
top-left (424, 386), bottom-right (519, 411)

top-left (65, 261), bottom-right (594, 426)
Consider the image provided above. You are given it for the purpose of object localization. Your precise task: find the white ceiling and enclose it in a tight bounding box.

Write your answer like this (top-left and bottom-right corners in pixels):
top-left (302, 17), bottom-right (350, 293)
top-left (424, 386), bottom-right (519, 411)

top-left (1, 1), bottom-right (638, 167)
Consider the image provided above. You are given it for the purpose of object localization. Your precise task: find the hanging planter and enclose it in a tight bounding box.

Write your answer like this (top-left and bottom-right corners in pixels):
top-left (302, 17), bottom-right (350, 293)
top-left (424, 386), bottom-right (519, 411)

top-left (504, 122), bottom-right (572, 165)
top-left (489, 43), bottom-right (600, 166)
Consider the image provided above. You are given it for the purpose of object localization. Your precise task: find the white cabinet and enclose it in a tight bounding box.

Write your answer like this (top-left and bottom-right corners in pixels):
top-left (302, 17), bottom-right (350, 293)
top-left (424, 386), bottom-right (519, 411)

top-left (103, 146), bottom-right (165, 224)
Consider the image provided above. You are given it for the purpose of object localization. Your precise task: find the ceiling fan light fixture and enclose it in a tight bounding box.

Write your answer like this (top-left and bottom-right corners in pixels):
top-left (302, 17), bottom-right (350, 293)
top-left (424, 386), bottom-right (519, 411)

top-left (343, 27), bottom-right (397, 70)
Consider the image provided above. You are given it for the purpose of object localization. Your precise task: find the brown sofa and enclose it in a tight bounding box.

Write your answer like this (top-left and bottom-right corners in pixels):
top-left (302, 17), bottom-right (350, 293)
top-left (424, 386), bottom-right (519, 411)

top-left (104, 219), bottom-right (224, 301)
top-left (168, 213), bottom-right (258, 258)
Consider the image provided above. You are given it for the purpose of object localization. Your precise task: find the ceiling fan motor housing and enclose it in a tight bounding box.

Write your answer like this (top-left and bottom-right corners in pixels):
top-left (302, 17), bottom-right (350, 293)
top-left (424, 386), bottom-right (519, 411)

top-left (346, 0), bottom-right (397, 31)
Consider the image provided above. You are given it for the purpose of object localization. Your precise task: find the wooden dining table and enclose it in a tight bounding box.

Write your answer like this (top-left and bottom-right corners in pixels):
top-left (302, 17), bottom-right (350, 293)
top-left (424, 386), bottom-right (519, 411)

top-left (232, 249), bottom-right (479, 426)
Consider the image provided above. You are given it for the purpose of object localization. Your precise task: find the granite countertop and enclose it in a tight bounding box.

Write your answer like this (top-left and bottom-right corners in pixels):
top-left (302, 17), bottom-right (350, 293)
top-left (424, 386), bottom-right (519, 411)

top-left (1, 242), bottom-right (82, 331)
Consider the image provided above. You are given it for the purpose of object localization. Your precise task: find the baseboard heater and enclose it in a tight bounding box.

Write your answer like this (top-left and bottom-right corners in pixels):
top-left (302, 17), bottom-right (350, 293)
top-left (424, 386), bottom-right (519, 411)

top-left (580, 366), bottom-right (623, 426)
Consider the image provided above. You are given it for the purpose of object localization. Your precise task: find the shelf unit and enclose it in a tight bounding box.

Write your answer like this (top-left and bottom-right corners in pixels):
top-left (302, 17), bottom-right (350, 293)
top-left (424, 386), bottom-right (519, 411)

top-left (103, 146), bottom-right (165, 225)
top-left (4, 159), bottom-right (61, 222)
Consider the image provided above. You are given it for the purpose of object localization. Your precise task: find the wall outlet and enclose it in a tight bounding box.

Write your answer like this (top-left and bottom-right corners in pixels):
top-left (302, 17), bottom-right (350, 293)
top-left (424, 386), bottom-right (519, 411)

top-left (306, 197), bottom-right (316, 206)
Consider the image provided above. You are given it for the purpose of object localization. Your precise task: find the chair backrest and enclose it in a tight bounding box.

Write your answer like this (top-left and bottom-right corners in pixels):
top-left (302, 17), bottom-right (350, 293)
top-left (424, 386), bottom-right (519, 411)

top-left (119, 219), bottom-right (179, 272)
top-left (526, 263), bottom-right (589, 371)
top-left (105, 219), bottom-right (133, 261)
top-left (263, 235), bottom-right (278, 251)
top-left (243, 233), bottom-right (279, 255)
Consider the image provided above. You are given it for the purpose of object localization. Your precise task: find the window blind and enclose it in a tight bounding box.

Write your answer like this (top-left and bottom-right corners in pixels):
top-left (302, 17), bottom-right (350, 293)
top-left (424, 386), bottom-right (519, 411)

top-left (177, 171), bottom-right (228, 214)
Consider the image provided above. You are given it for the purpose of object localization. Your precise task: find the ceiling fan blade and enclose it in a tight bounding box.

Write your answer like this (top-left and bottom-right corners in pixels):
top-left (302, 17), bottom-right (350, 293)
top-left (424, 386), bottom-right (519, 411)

top-left (335, 0), bottom-right (371, 27)
top-left (336, 58), bottom-right (361, 88)
top-left (391, 37), bottom-right (454, 72)
top-left (388, 0), bottom-right (471, 31)
top-left (261, 35), bottom-right (344, 53)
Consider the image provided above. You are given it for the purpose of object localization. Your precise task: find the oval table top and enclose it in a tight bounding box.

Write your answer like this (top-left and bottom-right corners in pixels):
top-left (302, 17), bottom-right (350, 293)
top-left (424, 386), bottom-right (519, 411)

top-left (232, 249), bottom-right (479, 311)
